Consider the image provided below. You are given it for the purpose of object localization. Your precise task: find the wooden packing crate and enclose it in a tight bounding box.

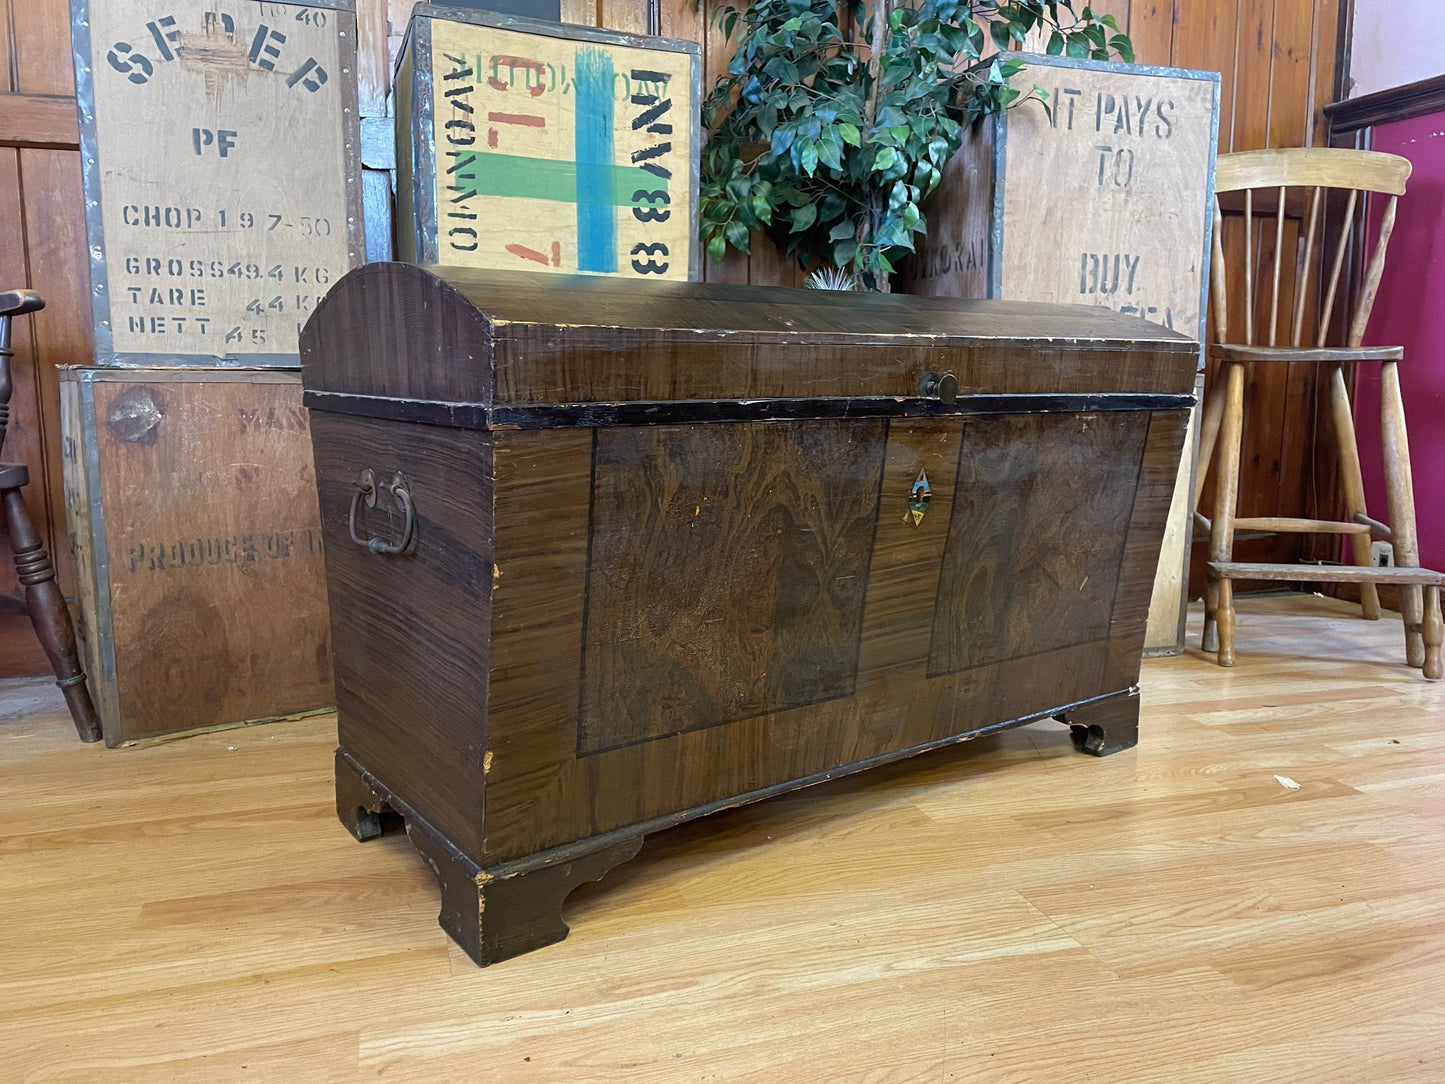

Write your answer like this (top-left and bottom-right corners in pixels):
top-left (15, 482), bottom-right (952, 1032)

top-left (395, 4), bottom-right (700, 280)
top-left (61, 368), bottom-right (334, 745)
top-left (901, 53), bottom-right (1220, 655)
top-left (70, 0), bottom-right (365, 365)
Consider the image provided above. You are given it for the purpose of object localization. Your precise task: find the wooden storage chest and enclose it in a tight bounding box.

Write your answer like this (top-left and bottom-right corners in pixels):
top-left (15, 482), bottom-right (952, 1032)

top-left (301, 263), bottom-right (1198, 966)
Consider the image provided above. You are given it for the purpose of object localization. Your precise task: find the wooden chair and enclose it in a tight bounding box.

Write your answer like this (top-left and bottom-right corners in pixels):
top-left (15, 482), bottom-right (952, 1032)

top-left (0, 290), bottom-right (102, 740)
top-left (1194, 148), bottom-right (1443, 679)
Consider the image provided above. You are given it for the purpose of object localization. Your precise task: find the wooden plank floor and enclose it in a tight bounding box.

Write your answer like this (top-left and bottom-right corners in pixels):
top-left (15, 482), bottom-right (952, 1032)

top-left (3, 594), bottom-right (1444, 1082)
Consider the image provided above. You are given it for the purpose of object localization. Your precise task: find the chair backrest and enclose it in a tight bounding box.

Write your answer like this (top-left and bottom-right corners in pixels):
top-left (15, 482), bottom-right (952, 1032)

top-left (1210, 148), bottom-right (1411, 350)
top-left (0, 290), bottom-right (45, 458)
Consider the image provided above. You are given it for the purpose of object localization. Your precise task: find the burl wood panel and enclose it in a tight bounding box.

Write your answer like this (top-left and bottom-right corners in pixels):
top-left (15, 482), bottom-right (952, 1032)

top-left (579, 420), bottom-right (886, 754)
top-left (929, 412), bottom-right (1149, 674)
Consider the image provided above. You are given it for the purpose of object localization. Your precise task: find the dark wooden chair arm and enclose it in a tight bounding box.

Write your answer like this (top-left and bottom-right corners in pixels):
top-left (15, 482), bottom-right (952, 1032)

top-left (0, 290), bottom-right (45, 320)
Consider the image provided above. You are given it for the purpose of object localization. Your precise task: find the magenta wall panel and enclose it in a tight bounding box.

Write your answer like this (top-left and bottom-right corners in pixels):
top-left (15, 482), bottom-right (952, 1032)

top-left (1357, 112), bottom-right (1445, 575)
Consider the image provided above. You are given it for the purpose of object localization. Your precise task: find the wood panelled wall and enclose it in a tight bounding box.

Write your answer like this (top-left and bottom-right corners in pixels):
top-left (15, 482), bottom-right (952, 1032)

top-left (0, 0), bottom-right (1343, 674)
top-left (0, 0), bottom-right (87, 674)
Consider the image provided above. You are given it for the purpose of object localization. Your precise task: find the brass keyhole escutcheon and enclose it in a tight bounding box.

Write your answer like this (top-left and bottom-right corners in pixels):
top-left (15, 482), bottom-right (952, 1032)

top-left (905, 468), bottom-right (932, 527)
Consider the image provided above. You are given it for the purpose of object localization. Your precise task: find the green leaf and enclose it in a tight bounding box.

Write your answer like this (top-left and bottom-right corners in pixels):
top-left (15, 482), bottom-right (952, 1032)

top-left (789, 202), bottom-right (818, 233)
top-left (724, 220), bottom-right (751, 253)
top-left (799, 141), bottom-right (819, 175)
top-left (874, 146), bottom-right (898, 171)
top-left (817, 134), bottom-right (844, 171)
top-left (752, 190), bottom-right (773, 225)
top-left (829, 219), bottom-right (855, 242)
top-left (707, 234), bottom-right (727, 263)
top-left (839, 121), bottom-right (861, 146)
top-left (833, 238), bottom-right (858, 266)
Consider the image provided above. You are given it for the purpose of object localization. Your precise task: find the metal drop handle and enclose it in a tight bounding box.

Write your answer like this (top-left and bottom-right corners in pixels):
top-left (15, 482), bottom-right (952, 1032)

top-left (348, 469), bottom-right (415, 556)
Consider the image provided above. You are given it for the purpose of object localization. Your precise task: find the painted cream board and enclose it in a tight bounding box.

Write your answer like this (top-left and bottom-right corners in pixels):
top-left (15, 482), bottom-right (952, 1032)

top-left (404, 9), bottom-right (697, 279)
top-left (79, 0), bottom-right (357, 359)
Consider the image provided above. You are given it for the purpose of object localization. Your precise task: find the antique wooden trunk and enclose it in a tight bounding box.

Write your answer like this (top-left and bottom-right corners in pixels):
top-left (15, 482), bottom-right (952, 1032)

top-left (60, 368), bottom-right (334, 745)
top-left (300, 263), bottom-right (1197, 966)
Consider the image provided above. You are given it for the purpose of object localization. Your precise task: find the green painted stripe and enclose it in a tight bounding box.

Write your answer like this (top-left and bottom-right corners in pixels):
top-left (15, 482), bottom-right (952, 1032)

top-left (447, 152), bottom-right (667, 206)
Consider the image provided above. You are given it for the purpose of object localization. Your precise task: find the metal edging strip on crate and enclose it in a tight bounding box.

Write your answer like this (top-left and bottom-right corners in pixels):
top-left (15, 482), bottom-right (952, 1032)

top-left (337, 2), bottom-right (368, 285)
top-left (404, 2), bottom-right (704, 281)
top-left (75, 371), bottom-right (118, 691)
top-left (988, 107), bottom-right (1007, 299)
top-left (70, 0), bottom-right (113, 362)
top-left (414, 15), bottom-right (439, 265)
top-left (1198, 72), bottom-right (1224, 370)
top-left (70, 0), bottom-right (364, 369)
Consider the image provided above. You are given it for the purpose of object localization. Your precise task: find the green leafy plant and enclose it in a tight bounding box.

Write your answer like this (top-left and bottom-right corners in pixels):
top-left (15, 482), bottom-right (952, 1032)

top-left (699, 1), bottom-right (1134, 289)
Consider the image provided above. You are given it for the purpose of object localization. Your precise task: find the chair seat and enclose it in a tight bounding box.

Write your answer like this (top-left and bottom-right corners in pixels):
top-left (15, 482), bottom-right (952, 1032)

top-left (0, 463), bottom-right (30, 489)
top-left (1208, 561), bottom-right (1445, 586)
top-left (1209, 344), bottom-right (1404, 364)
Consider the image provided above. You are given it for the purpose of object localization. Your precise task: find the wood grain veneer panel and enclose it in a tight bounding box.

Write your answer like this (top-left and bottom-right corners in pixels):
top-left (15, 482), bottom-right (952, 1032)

top-left (479, 405), bottom-right (1184, 864)
top-left (578, 420), bottom-right (886, 754)
top-left (928, 412), bottom-right (1149, 674)
top-left (313, 409), bottom-right (493, 859)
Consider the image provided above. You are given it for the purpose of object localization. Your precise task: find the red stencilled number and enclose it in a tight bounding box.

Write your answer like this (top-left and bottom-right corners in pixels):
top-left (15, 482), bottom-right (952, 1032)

top-left (506, 242), bottom-right (563, 268)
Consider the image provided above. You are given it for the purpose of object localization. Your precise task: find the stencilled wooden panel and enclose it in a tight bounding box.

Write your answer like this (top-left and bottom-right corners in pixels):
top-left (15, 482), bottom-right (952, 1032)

top-left (400, 5), bottom-right (698, 278)
top-left (578, 420), bottom-right (886, 755)
top-left (75, 0), bottom-right (360, 360)
top-left (903, 116), bottom-right (994, 297)
top-left (998, 62), bottom-right (1217, 335)
top-left (928, 411), bottom-right (1149, 675)
top-left (906, 56), bottom-right (1218, 343)
top-left (65, 369), bottom-right (333, 742)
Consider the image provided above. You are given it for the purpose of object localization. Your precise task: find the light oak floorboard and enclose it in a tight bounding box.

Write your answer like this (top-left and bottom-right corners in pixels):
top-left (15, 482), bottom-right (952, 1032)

top-left (2, 594), bottom-right (1443, 1082)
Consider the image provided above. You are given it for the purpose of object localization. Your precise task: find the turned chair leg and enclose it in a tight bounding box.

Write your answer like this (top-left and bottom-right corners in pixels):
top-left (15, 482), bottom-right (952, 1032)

top-left (1205, 362), bottom-right (1246, 664)
top-left (1329, 366), bottom-right (1381, 622)
top-left (1216, 579), bottom-right (1237, 667)
top-left (2, 486), bottom-right (102, 742)
top-left (1424, 587), bottom-right (1443, 681)
top-left (1379, 361), bottom-right (1426, 668)
top-left (1203, 578), bottom-right (1220, 654)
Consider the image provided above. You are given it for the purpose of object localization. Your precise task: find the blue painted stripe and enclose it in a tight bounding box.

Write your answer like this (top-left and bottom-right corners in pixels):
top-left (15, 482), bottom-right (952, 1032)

top-left (574, 48), bottom-right (618, 273)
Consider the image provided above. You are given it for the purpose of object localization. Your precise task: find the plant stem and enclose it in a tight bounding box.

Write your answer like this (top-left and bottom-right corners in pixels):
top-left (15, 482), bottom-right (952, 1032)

top-left (862, 0), bottom-right (889, 134)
